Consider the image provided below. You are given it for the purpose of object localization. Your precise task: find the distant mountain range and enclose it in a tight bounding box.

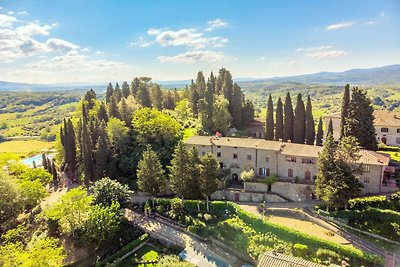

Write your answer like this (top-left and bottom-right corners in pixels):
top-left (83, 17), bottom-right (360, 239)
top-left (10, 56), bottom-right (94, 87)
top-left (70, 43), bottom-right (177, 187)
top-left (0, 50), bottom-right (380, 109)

top-left (1, 64), bottom-right (399, 91)
top-left (242, 64), bottom-right (400, 86)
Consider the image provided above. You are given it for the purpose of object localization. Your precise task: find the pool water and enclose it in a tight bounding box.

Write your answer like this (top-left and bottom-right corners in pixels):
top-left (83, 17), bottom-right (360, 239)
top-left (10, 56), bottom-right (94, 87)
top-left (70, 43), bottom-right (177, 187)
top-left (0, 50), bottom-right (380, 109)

top-left (22, 154), bottom-right (44, 166)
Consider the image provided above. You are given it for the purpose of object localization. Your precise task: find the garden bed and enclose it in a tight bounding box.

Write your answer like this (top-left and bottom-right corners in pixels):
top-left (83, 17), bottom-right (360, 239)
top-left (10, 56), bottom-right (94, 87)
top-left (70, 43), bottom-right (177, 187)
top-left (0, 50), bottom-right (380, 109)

top-left (141, 198), bottom-right (383, 267)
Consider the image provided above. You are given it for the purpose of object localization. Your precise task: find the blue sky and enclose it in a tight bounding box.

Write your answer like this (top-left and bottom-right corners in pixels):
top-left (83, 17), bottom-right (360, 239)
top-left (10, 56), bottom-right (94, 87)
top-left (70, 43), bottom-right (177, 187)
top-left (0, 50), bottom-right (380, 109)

top-left (0, 0), bottom-right (399, 83)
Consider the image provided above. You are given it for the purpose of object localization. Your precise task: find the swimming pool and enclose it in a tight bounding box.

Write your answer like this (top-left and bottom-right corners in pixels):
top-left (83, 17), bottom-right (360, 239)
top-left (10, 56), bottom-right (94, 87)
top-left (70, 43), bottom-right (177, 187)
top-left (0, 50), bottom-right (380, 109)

top-left (22, 154), bottom-right (44, 167)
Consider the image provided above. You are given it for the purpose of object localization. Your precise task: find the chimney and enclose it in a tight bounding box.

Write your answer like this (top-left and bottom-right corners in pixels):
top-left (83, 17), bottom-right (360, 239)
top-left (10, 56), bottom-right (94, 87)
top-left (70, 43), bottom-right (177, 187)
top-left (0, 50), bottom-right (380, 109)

top-left (287, 140), bottom-right (292, 143)
top-left (278, 138), bottom-right (283, 142)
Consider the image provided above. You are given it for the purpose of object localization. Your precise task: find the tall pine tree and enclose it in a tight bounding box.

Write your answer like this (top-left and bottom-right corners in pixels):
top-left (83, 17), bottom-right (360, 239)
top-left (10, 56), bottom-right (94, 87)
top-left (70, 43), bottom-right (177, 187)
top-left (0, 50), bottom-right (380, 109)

top-left (137, 145), bottom-right (166, 204)
top-left (121, 81), bottom-right (130, 98)
top-left (168, 142), bottom-right (191, 199)
top-left (294, 93), bottom-right (306, 144)
top-left (275, 97), bottom-right (284, 141)
top-left (305, 95), bottom-right (315, 145)
top-left (340, 84), bottom-right (350, 139)
top-left (283, 92), bottom-right (294, 142)
top-left (316, 117), bottom-right (323, 146)
top-left (265, 94), bottom-right (274, 140)
top-left (344, 87), bottom-right (377, 150)
top-left (232, 83), bottom-right (242, 128)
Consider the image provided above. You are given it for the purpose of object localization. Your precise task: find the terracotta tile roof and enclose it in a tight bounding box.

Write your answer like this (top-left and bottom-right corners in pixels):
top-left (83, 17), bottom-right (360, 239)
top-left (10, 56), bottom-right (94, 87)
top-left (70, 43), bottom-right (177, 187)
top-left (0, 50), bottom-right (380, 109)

top-left (326, 110), bottom-right (400, 127)
top-left (258, 251), bottom-right (340, 267)
top-left (185, 136), bottom-right (389, 166)
top-left (373, 110), bottom-right (400, 127)
top-left (280, 142), bottom-right (322, 157)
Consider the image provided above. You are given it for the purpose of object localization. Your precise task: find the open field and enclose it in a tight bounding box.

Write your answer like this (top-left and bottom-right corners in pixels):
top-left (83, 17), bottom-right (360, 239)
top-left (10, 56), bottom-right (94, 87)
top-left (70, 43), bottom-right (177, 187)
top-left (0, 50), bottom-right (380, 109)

top-left (0, 140), bottom-right (54, 155)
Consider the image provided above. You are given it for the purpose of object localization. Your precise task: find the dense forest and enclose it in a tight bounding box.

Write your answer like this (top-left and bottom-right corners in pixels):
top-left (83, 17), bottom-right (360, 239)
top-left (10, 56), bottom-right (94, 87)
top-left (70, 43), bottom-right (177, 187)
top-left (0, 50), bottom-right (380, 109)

top-left (58, 69), bottom-right (255, 186)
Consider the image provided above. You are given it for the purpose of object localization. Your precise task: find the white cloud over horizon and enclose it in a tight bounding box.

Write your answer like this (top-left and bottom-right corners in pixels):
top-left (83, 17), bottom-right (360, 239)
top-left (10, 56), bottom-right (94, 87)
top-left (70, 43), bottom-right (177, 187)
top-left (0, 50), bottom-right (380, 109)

top-left (157, 50), bottom-right (226, 64)
top-left (325, 21), bottom-right (354, 30)
top-left (296, 45), bottom-right (347, 60)
top-left (205, 19), bottom-right (228, 31)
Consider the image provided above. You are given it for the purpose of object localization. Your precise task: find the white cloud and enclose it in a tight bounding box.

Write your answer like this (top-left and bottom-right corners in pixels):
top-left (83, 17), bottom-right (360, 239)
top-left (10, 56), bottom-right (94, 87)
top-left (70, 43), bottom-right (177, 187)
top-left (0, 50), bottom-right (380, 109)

top-left (288, 60), bottom-right (296, 66)
top-left (17, 11), bottom-right (29, 15)
top-left (364, 21), bottom-right (377, 26)
top-left (152, 28), bottom-right (227, 49)
top-left (81, 47), bottom-right (90, 52)
top-left (325, 21), bottom-right (354, 30)
top-left (95, 50), bottom-right (104, 55)
top-left (308, 50), bottom-right (347, 59)
top-left (134, 24), bottom-right (228, 49)
top-left (380, 12), bottom-right (385, 17)
top-left (296, 45), bottom-right (333, 52)
top-left (296, 45), bottom-right (346, 60)
top-left (7, 11), bottom-right (14, 15)
top-left (16, 22), bottom-right (57, 36)
top-left (157, 50), bottom-right (226, 64)
top-left (205, 19), bottom-right (228, 31)
top-left (45, 38), bottom-right (79, 52)
top-left (259, 56), bottom-right (267, 61)
top-left (0, 14), bottom-right (17, 28)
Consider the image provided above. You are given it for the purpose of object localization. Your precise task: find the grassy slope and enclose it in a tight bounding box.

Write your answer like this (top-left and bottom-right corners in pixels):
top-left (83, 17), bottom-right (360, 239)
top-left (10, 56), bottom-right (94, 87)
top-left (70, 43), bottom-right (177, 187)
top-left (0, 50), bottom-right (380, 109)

top-left (0, 140), bottom-right (54, 155)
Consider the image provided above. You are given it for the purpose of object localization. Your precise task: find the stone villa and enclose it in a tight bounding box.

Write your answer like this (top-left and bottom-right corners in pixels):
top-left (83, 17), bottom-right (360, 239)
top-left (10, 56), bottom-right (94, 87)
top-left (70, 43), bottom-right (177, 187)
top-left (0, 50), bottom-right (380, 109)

top-left (185, 136), bottom-right (393, 200)
top-left (325, 110), bottom-right (400, 147)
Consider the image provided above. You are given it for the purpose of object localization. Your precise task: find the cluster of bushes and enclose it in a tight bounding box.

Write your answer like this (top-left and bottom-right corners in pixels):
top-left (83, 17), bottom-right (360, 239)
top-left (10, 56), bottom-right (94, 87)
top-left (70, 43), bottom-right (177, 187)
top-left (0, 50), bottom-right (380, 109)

top-left (96, 233), bottom-right (149, 267)
top-left (142, 198), bottom-right (382, 266)
top-left (348, 192), bottom-right (400, 211)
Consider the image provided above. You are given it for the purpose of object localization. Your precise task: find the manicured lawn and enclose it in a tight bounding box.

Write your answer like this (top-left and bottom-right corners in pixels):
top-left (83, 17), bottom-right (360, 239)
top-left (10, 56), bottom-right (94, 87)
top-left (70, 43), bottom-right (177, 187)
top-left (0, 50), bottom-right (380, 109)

top-left (378, 146), bottom-right (400, 162)
top-left (119, 245), bottom-right (159, 267)
top-left (0, 140), bottom-right (53, 155)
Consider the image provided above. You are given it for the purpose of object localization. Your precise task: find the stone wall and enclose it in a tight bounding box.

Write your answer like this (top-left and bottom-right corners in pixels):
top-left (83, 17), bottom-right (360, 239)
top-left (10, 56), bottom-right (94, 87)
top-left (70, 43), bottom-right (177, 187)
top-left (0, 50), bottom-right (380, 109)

top-left (211, 190), bottom-right (287, 203)
top-left (244, 181), bottom-right (315, 202)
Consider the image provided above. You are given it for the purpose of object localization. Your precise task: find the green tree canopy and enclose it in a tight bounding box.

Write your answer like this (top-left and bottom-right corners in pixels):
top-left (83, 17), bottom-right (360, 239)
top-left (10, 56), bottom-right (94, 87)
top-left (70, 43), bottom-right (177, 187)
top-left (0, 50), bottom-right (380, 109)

top-left (90, 177), bottom-right (131, 207)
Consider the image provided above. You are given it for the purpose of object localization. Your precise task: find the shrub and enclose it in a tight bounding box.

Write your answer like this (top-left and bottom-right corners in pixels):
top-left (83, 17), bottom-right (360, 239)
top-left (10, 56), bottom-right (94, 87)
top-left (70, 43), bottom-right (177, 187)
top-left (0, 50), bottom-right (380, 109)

top-left (90, 177), bottom-right (131, 207)
top-left (203, 213), bottom-right (213, 221)
top-left (348, 195), bottom-right (388, 210)
top-left (316, 248), bottom-right (342, 265)
top-left (97, 233), bottom-right (149, 266)
top-left (240, 169), bottom-right (255, 182)
top-left (293, 243), bottom-right (308, 257)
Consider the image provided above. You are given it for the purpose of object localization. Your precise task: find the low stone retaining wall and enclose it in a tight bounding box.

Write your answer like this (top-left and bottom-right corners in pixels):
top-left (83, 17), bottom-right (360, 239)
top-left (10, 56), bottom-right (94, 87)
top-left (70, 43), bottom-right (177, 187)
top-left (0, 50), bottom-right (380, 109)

top-left (211, 190), bottom-right (287, 202)
top-left (245, 181), bottom-right (316, 202)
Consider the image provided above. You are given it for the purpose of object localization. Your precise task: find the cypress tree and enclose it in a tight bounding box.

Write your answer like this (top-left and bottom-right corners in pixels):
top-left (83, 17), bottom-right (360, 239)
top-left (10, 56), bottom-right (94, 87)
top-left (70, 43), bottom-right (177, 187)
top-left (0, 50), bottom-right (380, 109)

top-left (94, 123), bottom-right (111, 180)
top-left (42, 154), bottom-right (48, 170)
top-left (163, 91), bottom-right (175, 110)
top-left (241, 99), bottom-right (254, 126)
top-left (151, 84), bottom-right (163, 110)
top-left (66, 119), bottom-right (77, 175)
top-left (283, 92), bottom-right (294, 142)
top-left (232, 83), bottom-right (242, 128)
top-left (265, 94), bottom-right (274, 140)
top-left (97, 102), bottom-right (109, 123)
top-left (345, 87), bottom-right (377, 150)
top-left (131, 77), bottom-right (140, 97)
top-left (84, 89), bottom-right (96, 110)
top-left (199, 153), bottom-right (219, 212)
top-left (168, 142), bottom-right (191, 199)
top-left (51, 161), bottom-right (58, 185)
top-left (187, 147), bottom-right (202, 198)
top-left (305, 95), bottom-right (315, 145)
top-left (210, 71), bottom-right (216, 93)
top-left (196, 71), bottom-right (206, 99)
top-left (316, 117), bottom-right (323, 146)
top-left (340, 84), bottom-right (350, 139)
top-left (327, 118), bottom-right (333, 137)
top-left (81, 104), bottom-right (93, 185)
top-left (190, 80), bottom-right (199, 116)
top-left (114, 83), bottom-right (122, 102)
top-left (173, 88), bottom-right (180, 104)
top-left (137, 83), bottom-right (152, 107)
top-left (275, 97), bottom-right (284, 141)
top-left (108, 96), bottom-right (121, 119)
top-left (120, 98), bottom-right (131, 127)
top-left (294, 93), bottom-right (306, 144)
top-left (121, 81), bottom-right (130, 98)
top-left (222, 70), bottom-right (233, 114)
top-left (216, 68), bottom-right (226, 95)
top-left (137, 145), bottom-right (166, 203)
top-left (105, 83), bottom-right (114, 103)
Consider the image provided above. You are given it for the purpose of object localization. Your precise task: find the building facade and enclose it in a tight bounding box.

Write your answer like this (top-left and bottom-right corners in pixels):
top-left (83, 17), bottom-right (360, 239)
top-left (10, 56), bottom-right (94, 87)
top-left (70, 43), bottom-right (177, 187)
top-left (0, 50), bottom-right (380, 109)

top-left (325, 110), bottom-right (400, 147)
top-left (186, 136), bottom-right (391, 195)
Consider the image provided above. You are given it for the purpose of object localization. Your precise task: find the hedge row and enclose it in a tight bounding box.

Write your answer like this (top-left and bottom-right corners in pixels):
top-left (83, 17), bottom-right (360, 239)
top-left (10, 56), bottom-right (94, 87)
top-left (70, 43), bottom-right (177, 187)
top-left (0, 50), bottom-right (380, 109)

top-left (96, 233), bottom-right (149, 266)
top-left (347, 192), bottom-right (400, 211)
